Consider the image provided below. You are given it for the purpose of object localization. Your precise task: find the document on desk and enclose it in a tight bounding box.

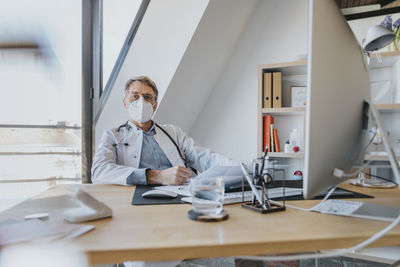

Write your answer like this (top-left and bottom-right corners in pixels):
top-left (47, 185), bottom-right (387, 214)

top-left (154, 186), bottom-right (303, 205)
top-left (181, 187), bottom-right (303, 205)
top-left (154, 165), bottom-right (245, 196)
top-left (195, 165), bottom-right (247, 190)
top-left (310, 199), bottom-right (400, 222)
top-left (195, 165), bottom-right (243, 178)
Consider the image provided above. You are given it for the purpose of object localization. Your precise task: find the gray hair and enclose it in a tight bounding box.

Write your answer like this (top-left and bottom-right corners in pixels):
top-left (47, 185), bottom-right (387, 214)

top-left (125, 76), bottom-right (158, 101)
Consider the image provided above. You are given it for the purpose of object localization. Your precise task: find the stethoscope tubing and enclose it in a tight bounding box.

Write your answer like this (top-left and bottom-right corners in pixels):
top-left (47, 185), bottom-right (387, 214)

top-left (112, 121), bottom-right (194, 172)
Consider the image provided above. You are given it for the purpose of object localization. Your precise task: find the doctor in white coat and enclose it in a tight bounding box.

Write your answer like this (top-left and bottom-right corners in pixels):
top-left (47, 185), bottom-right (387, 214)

top-left (91, 76), bottom-right (236, 186)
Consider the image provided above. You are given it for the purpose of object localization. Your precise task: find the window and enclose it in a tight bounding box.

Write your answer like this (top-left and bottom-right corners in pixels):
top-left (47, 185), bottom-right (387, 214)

top-left (101, 0), bottom-right (142, 93)
top-left (0, 0), bottom-right (82, 211)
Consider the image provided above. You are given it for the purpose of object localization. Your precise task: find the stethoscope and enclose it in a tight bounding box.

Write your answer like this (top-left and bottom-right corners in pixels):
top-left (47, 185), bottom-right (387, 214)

top-left (112, 121), bottom-right (194, 171)
top-left (111, 122), bottom-right (132, 147)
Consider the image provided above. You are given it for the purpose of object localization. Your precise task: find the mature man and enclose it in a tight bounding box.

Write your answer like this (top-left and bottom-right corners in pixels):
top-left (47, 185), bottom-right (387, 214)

top-left (91, 76), bottom-right (236, 185)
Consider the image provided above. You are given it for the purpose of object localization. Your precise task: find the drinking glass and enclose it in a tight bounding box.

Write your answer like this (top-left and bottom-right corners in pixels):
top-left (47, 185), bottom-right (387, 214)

top-left (189, 177), bottom-right (224, 215)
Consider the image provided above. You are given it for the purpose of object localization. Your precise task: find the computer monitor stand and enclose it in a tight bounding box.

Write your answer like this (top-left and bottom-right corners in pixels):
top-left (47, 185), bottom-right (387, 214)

top-left (350, 101), bottom-right (400, 188)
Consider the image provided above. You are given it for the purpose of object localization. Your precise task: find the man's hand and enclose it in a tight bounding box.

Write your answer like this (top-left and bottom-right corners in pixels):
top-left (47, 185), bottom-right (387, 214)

top-left (146, 166), bottom-right (192, 185)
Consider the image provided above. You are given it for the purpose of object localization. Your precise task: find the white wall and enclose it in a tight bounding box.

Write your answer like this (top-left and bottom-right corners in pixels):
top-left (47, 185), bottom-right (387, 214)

top-left (190, 0), bottom-right (309, 162)
top-left (95, 0), bottom-right (209, 144)
top-left (154, 0), bottom-right (259, 133)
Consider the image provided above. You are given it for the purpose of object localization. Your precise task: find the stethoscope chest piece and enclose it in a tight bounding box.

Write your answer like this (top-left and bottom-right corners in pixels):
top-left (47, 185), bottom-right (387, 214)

top-left (113, 122), bottom-right (133, 147)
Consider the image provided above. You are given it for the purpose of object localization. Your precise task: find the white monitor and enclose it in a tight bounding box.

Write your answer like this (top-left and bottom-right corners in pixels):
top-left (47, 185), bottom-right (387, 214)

top-left (304, 0), bottom-right (372, 199)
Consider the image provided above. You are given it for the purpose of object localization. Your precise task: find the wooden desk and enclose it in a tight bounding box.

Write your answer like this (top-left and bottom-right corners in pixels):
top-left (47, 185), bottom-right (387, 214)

top-left (1, 183), bottom-right (400, 265)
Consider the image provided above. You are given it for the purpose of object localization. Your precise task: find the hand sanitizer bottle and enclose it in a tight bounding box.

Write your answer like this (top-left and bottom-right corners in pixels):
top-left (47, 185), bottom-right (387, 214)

top-left (284, 140), bottom-right (291, 153)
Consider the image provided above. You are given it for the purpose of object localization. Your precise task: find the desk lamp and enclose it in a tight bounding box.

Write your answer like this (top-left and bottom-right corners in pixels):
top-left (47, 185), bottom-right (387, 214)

top-left (363, 24), bottom-right (395, 63)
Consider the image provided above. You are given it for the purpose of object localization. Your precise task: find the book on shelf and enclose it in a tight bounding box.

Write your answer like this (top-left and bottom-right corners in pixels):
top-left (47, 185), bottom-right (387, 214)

top-left (270, 124), bottom-right (275, 152)
top-left (263, 72), bottom-right (272, 108)
top-left (273, 127), bottom-right (281, 152)
top-left (272, 72), bottom-right (282, 108)
top-left (263, 115), bottom-right (274, 152)
top-left (263, 115), bottom-right (281, 152)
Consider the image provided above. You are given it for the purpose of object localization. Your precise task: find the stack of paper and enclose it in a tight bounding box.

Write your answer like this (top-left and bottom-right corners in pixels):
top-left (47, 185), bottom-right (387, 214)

top-left (181, 187), bottom-right (303, 205)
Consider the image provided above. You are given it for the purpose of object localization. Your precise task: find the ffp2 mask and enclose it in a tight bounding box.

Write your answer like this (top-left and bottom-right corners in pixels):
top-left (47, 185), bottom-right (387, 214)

top-left (127, 98), bottom-right (154, 123)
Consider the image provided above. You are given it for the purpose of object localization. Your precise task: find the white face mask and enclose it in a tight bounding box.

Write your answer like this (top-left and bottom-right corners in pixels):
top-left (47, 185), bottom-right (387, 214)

top-left (127, 97), bottom-right (154, 123)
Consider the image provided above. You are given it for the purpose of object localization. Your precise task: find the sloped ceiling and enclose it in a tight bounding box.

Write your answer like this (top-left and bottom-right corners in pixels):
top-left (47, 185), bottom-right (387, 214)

top-left (95, 0), bottom-right (209, 145)
top-left (153, 0), bottom-right (259, 133)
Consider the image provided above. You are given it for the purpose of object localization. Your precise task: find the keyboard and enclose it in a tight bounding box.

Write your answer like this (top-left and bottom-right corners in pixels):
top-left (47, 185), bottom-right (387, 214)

top-left (180, 187), bottom-right (303, 205)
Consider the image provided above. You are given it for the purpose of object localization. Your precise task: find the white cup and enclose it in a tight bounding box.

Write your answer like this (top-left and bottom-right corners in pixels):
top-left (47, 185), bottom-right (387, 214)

top-left (189, 177), bottom-right (224, 215)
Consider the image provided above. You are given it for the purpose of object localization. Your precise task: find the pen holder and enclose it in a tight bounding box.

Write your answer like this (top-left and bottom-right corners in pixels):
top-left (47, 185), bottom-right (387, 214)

top-left (241, 158), bottom-right (286, 214)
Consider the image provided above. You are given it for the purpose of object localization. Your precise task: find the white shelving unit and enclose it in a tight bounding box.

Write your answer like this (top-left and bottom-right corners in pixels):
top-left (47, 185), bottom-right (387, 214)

top-left (257, 60), bottom-right (307, 159)
top-left (365, 153), bottom-right (400, 162)
top-left (267, 152), bottom-right (304, 159)
top-left (375, 103), bottom-right (400, 113)
top-left (257, 60), bottom-right (307, 180)
top-left (368, 51), bottom-right (400, 169)
top-left (369, 51), bottom-right (400, 69)
top-left (258, 52), bottom-right (400, 180)
top-left (261, 107), bottom-right (305, 115)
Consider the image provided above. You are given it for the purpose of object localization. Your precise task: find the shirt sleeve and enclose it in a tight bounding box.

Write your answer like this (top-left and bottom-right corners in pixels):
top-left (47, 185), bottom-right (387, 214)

top-left (126, 168), bottom-right (148, 185)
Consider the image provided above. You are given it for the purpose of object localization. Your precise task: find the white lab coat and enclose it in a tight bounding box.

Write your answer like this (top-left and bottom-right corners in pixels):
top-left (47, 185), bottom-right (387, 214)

top-left (91, 122), bottom-right (237, 185)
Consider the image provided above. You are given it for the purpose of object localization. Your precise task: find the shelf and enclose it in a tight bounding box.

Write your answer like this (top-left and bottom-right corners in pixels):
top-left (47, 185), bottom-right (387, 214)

top-left (365, 153), bottom-right (400, 162)
top-left (259, 60), bottom-right (307, 76)
top-left (262, 107), bottom-right (305, 115)
top-left (267, 152), bottom-right (304, 159)
top-left (369, 50), bottom-right (400, 68)
top-left (370, 50), bottom-right (400, 59)
top-left (261, 105), bottom-right (399, 114)
top-left (375, 104), bottom-right (400, 113)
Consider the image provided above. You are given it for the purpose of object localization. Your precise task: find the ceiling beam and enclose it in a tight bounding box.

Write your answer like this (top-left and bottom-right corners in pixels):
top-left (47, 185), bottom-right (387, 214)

top-left (345, 6), bottom-right (400, 20)
top-left (381, 0), bottom-right (397, 7)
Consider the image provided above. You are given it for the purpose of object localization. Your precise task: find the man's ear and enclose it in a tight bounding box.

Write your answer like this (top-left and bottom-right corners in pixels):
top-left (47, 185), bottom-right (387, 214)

top-left (123, 97), bottom-right (127, 108)
top-left (153, 101), bottom-right (158, 111)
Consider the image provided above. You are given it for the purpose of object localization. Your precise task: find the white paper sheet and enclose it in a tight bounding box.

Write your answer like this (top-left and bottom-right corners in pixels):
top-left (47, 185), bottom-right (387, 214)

top-left (195, 165), bottom-right (242, 179)
top-left (181, 187), bottom-right (303, 205)
top-left (154, 165), bottom-right (244, 196)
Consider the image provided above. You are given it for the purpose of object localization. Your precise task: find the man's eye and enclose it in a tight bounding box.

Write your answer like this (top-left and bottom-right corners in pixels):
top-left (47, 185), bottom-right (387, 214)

top-left (133, 95), bottom-right (139, 99)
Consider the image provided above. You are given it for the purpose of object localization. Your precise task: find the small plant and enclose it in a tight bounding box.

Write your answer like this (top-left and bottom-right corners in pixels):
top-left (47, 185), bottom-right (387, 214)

top-left (381, 15), bottom-right (400, 50)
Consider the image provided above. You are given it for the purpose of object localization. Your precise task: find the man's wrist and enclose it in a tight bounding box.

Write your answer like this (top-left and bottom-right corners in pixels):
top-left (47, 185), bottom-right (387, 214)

top-left (146, 169), bottom-right (162, 184)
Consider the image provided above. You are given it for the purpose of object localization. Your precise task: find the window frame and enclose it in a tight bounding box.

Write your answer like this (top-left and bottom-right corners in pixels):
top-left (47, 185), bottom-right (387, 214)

top-left (93, 0), bottom-right (151, 123)
top-left (83, 0), bottom-right (150, 182)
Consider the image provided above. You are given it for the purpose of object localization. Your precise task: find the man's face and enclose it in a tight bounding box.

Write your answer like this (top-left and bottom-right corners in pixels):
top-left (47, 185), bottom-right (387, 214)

top-left (123, 81), bottom-right (157, 112)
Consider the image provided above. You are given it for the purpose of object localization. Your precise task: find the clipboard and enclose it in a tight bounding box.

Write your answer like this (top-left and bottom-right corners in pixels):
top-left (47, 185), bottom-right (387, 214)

top-left (131, 185), bottom-right (186, 205)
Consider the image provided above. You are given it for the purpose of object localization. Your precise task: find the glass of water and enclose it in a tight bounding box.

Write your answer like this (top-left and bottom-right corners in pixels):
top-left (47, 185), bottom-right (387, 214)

top-left (189, 177), bottom-right (225, 215)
